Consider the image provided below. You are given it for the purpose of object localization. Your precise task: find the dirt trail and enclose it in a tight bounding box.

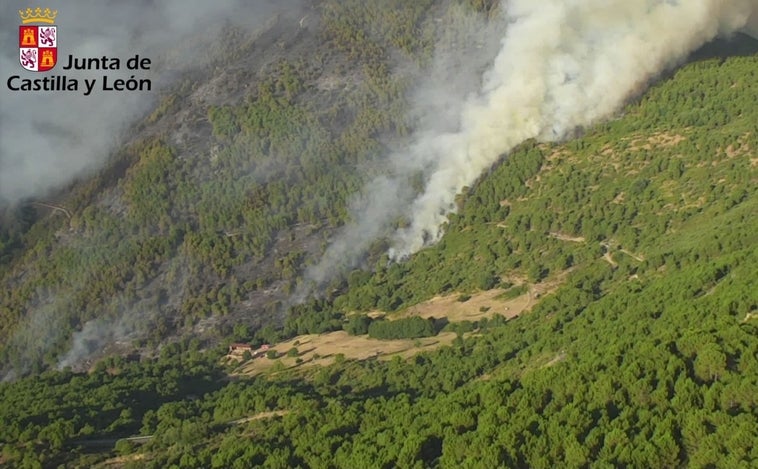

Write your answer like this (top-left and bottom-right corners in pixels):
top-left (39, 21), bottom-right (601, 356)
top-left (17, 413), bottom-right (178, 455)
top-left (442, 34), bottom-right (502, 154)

top-left (549, 232), bottom-right (586, 243)
top-left (228, 410), bottom-right (289, 425)
top-left (603, 252), bottom-right (618, 267)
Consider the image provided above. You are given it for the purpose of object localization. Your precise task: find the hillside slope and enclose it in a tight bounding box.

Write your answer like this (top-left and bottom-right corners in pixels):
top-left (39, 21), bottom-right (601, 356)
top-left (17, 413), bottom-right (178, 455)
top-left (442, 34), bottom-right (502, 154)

top-left (0, 39), bottom-right (755, 468)
top-left (0, 0), bottom-right (501, 375)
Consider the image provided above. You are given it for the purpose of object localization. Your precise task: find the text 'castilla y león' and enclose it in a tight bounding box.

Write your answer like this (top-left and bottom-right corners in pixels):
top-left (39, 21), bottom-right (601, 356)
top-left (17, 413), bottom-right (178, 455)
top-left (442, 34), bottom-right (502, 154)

top-left (7, 54), bottom-right (152, 96)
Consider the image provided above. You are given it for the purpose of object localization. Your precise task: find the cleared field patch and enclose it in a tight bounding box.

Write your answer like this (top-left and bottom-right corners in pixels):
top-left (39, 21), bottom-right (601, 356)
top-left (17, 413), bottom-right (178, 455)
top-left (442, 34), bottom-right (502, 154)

top-left (232, 274), bottom-right (568, 378)
top-left (399, 272), bottom-right (568, 323)
top-left (234, 331), bottom-right (458, 377)
top-left (399, 288), bottom-right (531, 323)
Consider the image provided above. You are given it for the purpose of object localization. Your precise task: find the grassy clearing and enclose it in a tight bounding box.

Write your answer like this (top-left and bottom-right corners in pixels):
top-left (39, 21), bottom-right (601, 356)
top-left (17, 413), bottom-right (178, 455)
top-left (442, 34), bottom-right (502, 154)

top-left (233, 331), bottom-right (459, 377)
top-left (232, 272), bottom-right (568, 377)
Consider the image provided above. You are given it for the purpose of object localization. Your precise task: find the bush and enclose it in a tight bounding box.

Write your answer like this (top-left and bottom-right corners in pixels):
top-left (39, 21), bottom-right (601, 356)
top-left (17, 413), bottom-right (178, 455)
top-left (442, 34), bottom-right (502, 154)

top-left (475, 271), bottom-right (499, 290)
top-left (368, 316), bottom-right (436, 340)
top-left (114, 439), bottom-right (135, 456)
top-left (286, 347), bottom-right (299, 358)
top-left (445, 320), bottom-right (477, 337)
top-left (497, 284), bottom-right (528, 300)
top-left (344, 314), bottom-right (372, 335)
top-left (266, 350), bottom-right (279, 360)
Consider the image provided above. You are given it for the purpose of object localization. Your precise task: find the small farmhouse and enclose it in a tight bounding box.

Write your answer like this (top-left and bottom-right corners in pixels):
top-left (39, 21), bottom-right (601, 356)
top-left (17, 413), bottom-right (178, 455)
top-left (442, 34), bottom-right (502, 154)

top-left (228, 343), bottom-right (253, 354)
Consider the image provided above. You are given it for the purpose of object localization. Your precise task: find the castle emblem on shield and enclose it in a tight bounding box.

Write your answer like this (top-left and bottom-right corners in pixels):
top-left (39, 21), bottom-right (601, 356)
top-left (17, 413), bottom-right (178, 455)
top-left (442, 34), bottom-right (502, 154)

top-left (19, 7), bottom-right (58, 72)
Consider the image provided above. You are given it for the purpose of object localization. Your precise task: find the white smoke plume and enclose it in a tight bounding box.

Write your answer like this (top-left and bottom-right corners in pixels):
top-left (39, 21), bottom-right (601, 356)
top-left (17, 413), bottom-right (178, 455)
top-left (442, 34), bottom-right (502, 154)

top-left (55, 291), bottom-right (165, 371)
top-left (389, 0), bottom-right (758, 258)
top-left (296, 3), bottom-right (508, 296)
top-left (302, 0), bottom-right (758, 290)
top-left (55, 317), bottom-right (131, 371)
top-left (746, 4), bottom-right (758, 35)
top-left (0, 288), bottom-right (69, 381)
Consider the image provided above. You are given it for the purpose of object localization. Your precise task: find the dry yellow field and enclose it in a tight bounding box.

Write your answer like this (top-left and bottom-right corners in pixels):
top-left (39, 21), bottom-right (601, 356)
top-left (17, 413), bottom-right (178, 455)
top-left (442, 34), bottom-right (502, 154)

top-left (400, 288), bottom-right (530, 322)
top-left (233, 331), bottom-right (459, 377)
top-left (232, 275), bottom-right (568, 378)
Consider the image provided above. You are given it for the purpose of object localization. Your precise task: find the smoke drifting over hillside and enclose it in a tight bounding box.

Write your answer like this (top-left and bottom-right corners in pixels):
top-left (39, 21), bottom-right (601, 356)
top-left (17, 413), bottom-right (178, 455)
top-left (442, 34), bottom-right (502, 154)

top-left (0, 0), bottom-right (290, 205)
top-left (0, 0), bottom-right (300, 377)
top-left (388, 0), bottom-right (758, 258)
top-left (3, 1), bottom-right (757, 374)
top-left (303, 0), bottom-right (758, 290)
top-left (297, 4), bottom-right (508, 295)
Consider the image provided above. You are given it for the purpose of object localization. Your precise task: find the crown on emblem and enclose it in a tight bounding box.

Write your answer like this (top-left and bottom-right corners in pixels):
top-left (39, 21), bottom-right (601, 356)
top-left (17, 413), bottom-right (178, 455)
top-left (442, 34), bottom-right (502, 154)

top-left (19, 7), bottom-right (58, 24)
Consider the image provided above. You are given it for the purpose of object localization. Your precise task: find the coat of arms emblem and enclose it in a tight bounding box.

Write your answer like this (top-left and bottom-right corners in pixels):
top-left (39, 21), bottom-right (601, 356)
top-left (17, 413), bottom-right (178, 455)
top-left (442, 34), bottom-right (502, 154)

top-left (19, 7), bottom-right (58, 72)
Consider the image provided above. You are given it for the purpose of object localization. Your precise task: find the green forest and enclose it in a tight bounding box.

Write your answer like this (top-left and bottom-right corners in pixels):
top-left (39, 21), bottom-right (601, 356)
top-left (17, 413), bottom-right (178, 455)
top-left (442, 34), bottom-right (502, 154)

top-left (1, 0), bottom-right (495, 372)
top-left (1, 0), bottom-right (757, 467)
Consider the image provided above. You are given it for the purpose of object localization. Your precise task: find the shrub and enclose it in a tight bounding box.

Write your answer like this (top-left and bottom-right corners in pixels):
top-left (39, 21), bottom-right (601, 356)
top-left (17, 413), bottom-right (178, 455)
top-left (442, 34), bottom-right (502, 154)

top-left (368, 316), bottom-right (436, 340)
top-left (114, 439), bottom-right (135, 456)
top-left (344, 314), bottom-right (372, 335)
top-left (497, 284), bottom-right (528, 300)
top-left (475, 271), bottom-right (499, 290)
top-left (445, 320), bottom-right (477, 337)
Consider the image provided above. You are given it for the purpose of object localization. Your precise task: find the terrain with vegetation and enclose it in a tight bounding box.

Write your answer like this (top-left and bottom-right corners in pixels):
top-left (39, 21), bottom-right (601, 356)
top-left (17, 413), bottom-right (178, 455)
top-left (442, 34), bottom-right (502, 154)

top-left (1, 0), bottom-right (757, 467)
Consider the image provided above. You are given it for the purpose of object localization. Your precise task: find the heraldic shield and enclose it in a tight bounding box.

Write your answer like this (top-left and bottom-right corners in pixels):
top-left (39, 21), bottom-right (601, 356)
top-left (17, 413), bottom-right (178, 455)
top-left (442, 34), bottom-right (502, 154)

top-left (19, 8), bottom-right (58, 72)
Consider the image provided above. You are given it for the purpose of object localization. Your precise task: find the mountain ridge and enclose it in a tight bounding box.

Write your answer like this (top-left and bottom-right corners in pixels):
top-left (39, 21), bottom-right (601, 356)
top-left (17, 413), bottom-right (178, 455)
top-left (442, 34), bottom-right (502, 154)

top-left (0, 3), bottom-right (756, 466)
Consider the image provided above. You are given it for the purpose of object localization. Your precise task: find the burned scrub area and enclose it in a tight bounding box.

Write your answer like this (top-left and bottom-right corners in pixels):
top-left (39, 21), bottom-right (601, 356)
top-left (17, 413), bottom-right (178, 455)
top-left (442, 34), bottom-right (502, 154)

top-left (0, 1), bottom-right (463, 374)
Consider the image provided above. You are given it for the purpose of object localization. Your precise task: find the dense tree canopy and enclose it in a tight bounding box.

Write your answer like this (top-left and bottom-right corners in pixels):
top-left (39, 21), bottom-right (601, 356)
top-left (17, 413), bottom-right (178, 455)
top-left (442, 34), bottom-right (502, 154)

top-left (0, 1), bottom-right (756, 467)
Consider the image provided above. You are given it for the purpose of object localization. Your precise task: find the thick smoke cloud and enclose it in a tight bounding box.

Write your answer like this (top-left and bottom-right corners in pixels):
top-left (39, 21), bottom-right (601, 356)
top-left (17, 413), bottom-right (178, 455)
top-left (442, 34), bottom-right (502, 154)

top-left (0, 0), bottom-right (291, 205)
top-left (302, 0), bottom-right (758, 291)
top-left (389, 0), bottom-right (758, 258)
top-left (745, 5), bottom-right (758, 35)
top-left (3, 1), bottom-right (757, 371)
top-left (297, 4), bottom-right (508, 296)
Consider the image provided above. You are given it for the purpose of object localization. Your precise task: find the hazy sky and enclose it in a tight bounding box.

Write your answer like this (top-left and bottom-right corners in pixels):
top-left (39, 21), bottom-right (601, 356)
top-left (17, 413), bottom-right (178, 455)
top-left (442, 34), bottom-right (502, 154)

top-left (0, 0), bottom-right (301, 377)
top-left (0, 0), bottom-right (293, 205)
